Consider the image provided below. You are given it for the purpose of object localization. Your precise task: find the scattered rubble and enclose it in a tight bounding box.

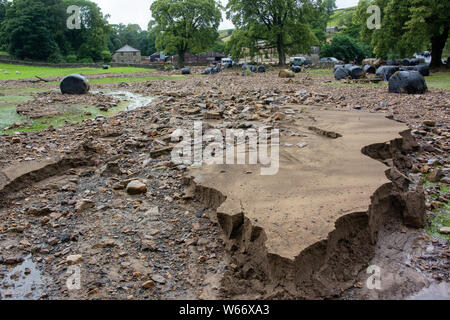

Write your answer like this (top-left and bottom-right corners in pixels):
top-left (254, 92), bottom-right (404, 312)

top-left (0, 67), bottom-right (448, 300)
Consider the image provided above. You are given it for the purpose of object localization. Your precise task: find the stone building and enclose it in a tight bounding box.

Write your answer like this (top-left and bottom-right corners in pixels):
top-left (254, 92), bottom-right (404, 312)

top-left (112, 45), bottom-right (141, 64)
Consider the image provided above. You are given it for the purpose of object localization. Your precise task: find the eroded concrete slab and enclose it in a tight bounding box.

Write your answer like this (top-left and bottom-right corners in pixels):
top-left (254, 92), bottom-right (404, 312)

top-left (191, 106), bottom-right (409, 260)
top-left (188, 105), bottom-right (422, 298)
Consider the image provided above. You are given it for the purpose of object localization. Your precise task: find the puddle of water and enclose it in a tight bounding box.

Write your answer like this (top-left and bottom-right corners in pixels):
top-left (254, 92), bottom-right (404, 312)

top-left (406, 282), bottom-right (450, 300)
top-left (0, 104), bottom-right (26, 129)
top-left (0, 255), bottom-right (44, 300)
top-left (0, 90), bottom-right (154, 133)
top-left (100, 90), bottom-right (154, 111)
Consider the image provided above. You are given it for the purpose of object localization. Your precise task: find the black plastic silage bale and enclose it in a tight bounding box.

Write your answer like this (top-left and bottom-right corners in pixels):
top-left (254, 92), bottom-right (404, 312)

top-left (376, 65), bottom-right (400, 81)
top-left (363, 64), bottom-right (376, 74)
top-left (388, 70), bottom-right (427, 94)
top-left (60, 74), bottom-right (90, 94)
top-left (387, 59), bottom-right (400, 66)
top-left (291, 66), bottom-right (302, 73)
top-left (334, 64), bottom-right (345, 72)
top-left (413, 64), bottom-right (430, 77)
top-left (345, 65), bottom-right (363, 79)
top-left (334, 67), bottom-right (349, 80)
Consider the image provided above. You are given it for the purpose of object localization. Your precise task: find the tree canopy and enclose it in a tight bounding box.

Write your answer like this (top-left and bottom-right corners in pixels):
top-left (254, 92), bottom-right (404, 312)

top-left (226, 0), bottom-right (323, 65)
top-left (354, 0), bottom-right (449, 67)
top-left (150, 0), bottom-right (222, 67)
top-left (0, 0), bottom-right (112, 62)
top-left (108, 23), bottom-right (156, 56)
top-left (321, 33), bottom-right (372, 63)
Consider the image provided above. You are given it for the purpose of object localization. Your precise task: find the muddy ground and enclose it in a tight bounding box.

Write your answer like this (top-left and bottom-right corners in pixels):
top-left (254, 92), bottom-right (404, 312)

top-left (0, 67), bottom-right (448, 300)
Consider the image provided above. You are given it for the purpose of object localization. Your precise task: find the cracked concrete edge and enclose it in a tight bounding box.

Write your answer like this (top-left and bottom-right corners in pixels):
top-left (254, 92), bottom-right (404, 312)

top-left (0, 155), bottom-right (95, 203)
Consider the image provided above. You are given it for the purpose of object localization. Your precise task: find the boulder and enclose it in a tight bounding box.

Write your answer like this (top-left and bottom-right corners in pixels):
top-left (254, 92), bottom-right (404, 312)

top-left (334, 67), bottom-right (349, 80)
top-left (257, 65), bottom-right (266, 73)
top-left (388, 71), bottom-right (427, 94)
top-left (126, 180), bottom-right (148, 195)
top-left (279, 69), bottom-right (295, 78)
top-left (413, 64), bottom-right (430, 77)
top-left (291, 66), bottom-right (302, 73)
top-left (376, 65), bottom-right (400, 81)
top-left (363, 64), bottom-right (376, 74)
top-left (250, 65), bottom-right (257, 73)
top-left (346, 65), bottom-right (363, 79)
top-left (60, 74), bottom-right (90, 94)
top-left (204, 67), bottom-right (212, 75)
top-left (181, 68), bottom-right (191, 75)
top-left (102, 65), bottom-right (109, 70)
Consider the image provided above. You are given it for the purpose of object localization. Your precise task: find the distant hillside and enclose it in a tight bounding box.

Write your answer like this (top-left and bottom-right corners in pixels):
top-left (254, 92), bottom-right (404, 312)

top-left (327, 7), bottom-right (357, 28)
top-left (219, 29), bottom-right (234, 43)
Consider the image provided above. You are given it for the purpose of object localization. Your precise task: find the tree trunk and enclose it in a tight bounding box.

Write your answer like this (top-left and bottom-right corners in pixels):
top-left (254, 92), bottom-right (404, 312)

top-left (430, 26), bottom-right (449, 69)
top-left (276, 34), bottom-right (286, 66)
top-left (177, 50), bottom-right (185, 68)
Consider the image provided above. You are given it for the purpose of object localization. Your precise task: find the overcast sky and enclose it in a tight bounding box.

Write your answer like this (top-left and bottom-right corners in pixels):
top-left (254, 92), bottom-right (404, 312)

top-left (92, 0), bottom-right (360, 31)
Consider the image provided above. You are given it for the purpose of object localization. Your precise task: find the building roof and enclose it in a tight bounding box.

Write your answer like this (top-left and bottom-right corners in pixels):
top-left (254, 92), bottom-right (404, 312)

top-left (116, 45), bottom-right (140, 53)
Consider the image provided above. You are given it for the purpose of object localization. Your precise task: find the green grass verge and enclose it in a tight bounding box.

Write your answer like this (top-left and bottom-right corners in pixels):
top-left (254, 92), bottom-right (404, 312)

top-left (0, 63), bottom-right (155, 80)
top-left (305, 68), bottom-right (334, 76)
top-left (423, 179), bottom-right (450, 241)
top-left (320, 70), bottom-right (450, 90)
top-left (427, 72), bottom-right (450, 90)
top-left (2, 101), bottom-right (130, 134)
top-left (0, 87), bottom-right (48, 130)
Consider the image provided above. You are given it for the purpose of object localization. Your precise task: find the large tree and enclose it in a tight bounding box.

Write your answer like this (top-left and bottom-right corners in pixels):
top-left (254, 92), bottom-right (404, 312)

top-left (227, 0), bottom-right (320, 65)
top-left (0, 0), bottom-right (8, 50)
top-left (355, 0), bottom-right (449, 68)
top-left (0, 0), bottom-right (63, 60)
top-left (63, 0), bottom-right (111, 62)
top-left (0, 0), bottom-right (111, 62)
top-left (150, 0), bottom-right (222, 67)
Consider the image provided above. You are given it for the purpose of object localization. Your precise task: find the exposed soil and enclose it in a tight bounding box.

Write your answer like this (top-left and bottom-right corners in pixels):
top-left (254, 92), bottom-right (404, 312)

top-left (0, 68), bottom-right (448, 300)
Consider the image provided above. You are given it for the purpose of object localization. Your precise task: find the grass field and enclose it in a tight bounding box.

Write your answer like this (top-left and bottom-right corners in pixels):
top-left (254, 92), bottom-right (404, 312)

top-left (0, 63), bottom-right (155, 80)
top-left (427, 72), bottom-right (450, 90)
top-left (47, 75), bottom-right (186, 84)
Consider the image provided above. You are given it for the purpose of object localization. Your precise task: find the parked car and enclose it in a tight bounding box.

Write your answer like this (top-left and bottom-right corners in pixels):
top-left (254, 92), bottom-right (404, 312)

top-left (289, 57), bottom-right (306, 67)
top-left (320, 57), bottom-right (339, 63)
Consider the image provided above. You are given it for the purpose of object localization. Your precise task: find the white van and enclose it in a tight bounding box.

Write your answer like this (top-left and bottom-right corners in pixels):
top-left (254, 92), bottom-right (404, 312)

top-left (221, 58), bottom-right (233, 65)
